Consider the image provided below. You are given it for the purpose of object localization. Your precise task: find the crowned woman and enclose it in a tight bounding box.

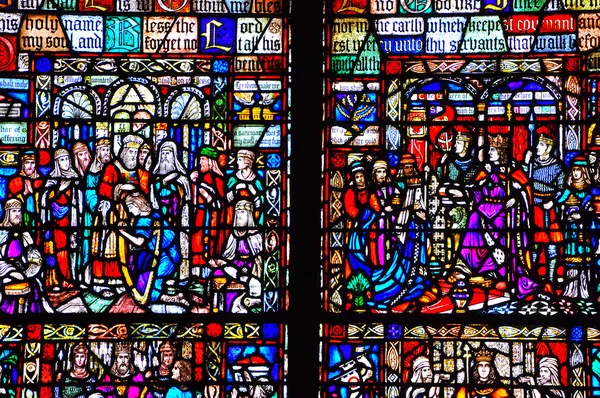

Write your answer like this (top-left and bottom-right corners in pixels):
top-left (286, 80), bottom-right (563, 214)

top-left (458, 134), bottom-right (537, 298)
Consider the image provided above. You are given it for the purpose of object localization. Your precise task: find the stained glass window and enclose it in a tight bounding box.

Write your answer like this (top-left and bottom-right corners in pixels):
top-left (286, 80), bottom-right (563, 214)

top-left (322, 0), bottom-right (600, 316)
top-left (321, 0), bottom-right (600, 396)
top-left (0, 0), bottom-right (290, 394)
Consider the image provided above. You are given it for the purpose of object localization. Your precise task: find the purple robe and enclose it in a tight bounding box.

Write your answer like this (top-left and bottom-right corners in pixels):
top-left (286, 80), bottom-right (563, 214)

top-left (97, 372), bottom-right (145, 398)
top-left (460, 167), bottom-right (537, 297)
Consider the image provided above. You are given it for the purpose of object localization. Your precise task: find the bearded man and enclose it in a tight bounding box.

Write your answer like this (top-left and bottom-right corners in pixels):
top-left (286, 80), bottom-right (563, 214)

top-left (73, 142), bottom-right (92, 177)
top-left (209, 200), bottom-right (264, 312)
top-left (0, 199), bottom-right (44, 313)
top-left (79, 138), bottom-right (112, 282)
top-left (151, 140), bottom-right (190, 281)
top-left (41, 149), bottom-right (83, 290)
top-left (7, 151), bottom-right (43, 227)
top-left (521, 357), bottom-right (565, 398)
top-left (92, 135), bottom-right (148, 295)
top-left (97, 342), bottom-right (145, 398)
top-left (151, 140), bottom-right (190, 226)
top-left (226, 149), bottom-right (263, 225)
top-left (405, 356), bottom-right (440, 398)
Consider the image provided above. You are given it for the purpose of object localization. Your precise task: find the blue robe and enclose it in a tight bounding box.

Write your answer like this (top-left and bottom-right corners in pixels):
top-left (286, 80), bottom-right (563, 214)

top-left (127, 212), bottom-right (180, 303)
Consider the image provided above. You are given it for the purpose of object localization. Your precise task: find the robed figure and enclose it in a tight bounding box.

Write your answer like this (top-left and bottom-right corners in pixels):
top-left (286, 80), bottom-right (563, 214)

top-left (191, 147), bottom-right (226, 268)
top-left (0, 199), bottom-right (45, 313)
top-left (344, 162), bottom-right (379, 278)
top-left (557, 156), bottom-right (596, 299)
top-left (92, 135), bottom-right (148, 295)
top-left (119, 193), bottom-right (187, 307)
top-left (458, 134), bottom-right (537, 298)
top-left (455, 348), bottom-right (511, 398)
top-left (41, 148), bottom-right (83, 290)
top-left (7, 151), bottom-right (43, 228)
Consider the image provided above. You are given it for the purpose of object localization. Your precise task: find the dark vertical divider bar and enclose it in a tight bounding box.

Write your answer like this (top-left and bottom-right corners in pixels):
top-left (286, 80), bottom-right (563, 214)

top-left (290, 0), bottom-right (323, 397)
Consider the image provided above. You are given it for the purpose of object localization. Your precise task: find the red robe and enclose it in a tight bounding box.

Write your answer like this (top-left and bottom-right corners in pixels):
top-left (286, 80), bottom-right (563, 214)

top-left (92, 162), bottom-right (149, 279)
top-left (8, 174), bottom-right (43, 228)
top-left (343, 186), bottom-right (380, 278)
top-left (192, 171), bottom-right (226, 265)
top-left (455, 386), bottom-right (510, 398)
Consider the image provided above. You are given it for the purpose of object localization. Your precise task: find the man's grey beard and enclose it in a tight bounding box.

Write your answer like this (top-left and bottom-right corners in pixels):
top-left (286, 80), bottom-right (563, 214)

top-left (122, 154), bottom-right (137, 170)
top-left (158, 160), bottom-right (176, 175)
top-left (114, 364), bottom-right (131, 378)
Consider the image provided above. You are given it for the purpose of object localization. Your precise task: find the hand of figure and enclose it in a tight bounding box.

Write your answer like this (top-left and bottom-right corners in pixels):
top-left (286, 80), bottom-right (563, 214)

top-left (24, 180), bottom-right (33, 195)
top-left (519, 375), bottom-right (535, 385)
top-left (506, 198), bottom-right (516, 209)
top-left (525, 150), bottom-right (533, 164)
top-left (190, 171), bottom-right (199, 182)
top-left (485, 163), bottom-right (491, 173)
top-left (448, 188), bottom-right (463, 198)
top-left (543, 200), bottom-right (554, 210)
top-left (209, 259), bottom-right (226, 267)
top-left (98, 200), bottom-right (110, 216)
top-left (70, 233), bottom-right (78, 249)
top-left (59, 180), bottom-right (71, 191)
top-left (164, 172), bottom-right (178, 182)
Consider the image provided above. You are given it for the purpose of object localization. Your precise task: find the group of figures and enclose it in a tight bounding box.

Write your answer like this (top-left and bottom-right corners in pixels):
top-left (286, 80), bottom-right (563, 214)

top-left (332, 348), bottom-right (567, 398)
top-left (44, 341), bottom-right (275, 398)
top-left (55, 341), bottom-right (194, 398)
top-left (341, 126), bottom-right (600, 313)
top-left (0, 133), bottom-right (270, 314)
